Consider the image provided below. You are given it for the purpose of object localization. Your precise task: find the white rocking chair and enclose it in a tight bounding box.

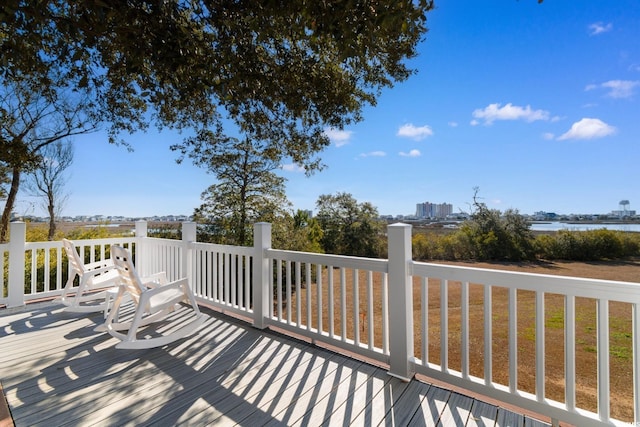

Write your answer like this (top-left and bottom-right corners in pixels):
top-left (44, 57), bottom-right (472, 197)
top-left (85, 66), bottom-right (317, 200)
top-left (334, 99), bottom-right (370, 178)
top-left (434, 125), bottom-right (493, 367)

top-left (61, 239), bottom-right (120, 313)
top-left (97, 245), bottom-right (204, 349)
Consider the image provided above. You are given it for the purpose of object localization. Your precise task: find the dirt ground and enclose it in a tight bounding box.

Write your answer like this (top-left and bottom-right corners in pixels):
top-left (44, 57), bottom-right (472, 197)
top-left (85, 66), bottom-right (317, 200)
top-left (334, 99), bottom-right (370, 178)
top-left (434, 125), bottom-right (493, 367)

top-left (288, 258), bottom-right (640, 422)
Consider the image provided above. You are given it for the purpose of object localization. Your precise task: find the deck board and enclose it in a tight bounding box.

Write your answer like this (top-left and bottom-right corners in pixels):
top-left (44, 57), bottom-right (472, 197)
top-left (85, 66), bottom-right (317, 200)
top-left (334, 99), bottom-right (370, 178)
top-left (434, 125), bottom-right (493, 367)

top-left (0, 303), bottom-right (551, 426)
top-left (438, 392), bottom-right (474, 426)
top-left (467, 399), bottom-right (498, 426)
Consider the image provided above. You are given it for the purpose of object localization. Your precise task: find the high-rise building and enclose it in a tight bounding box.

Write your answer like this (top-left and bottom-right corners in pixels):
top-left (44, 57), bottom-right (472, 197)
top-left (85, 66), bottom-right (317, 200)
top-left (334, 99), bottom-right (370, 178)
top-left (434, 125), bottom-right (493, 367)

top-left (415, 201), bottom-right (453, 219)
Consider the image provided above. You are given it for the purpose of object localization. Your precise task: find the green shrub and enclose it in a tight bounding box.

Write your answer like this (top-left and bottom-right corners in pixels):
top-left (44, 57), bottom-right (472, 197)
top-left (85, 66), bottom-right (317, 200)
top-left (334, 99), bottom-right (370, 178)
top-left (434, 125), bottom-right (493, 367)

top-left (415, 227), bottom-right (640, 262)
top-left (535, 229), bottom-right (640, 261)
top-left (455, 206), bottom-right (535, 261)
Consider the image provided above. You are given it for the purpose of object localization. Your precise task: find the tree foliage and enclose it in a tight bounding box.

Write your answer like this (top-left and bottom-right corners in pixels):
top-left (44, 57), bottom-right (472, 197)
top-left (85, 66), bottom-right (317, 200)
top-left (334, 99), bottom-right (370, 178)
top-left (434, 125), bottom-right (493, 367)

top-left (459, 191), bottom-right (535, 261)
top-left (535, 229), bottom-right (639, 261)
top-left (272, 210), bottom-right (324, 253)
top-left (315, 192), bottom-right (383, 257)
top-left (0, 76), bottom-right (96, 241)
top-left (192, 136), bottom-right (290, 246)
top-left (2, 1), bottom-right (435, 172)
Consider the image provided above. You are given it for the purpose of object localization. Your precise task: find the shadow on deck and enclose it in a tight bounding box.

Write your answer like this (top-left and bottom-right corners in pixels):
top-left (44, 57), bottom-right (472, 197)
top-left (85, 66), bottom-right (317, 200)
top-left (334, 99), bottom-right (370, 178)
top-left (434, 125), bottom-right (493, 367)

top-left (0, 303), bottom-right (551, 426)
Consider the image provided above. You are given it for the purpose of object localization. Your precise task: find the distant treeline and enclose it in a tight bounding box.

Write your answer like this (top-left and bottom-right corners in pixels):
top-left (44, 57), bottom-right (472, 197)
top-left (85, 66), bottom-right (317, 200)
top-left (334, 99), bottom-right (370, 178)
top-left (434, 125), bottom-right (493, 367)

top-left (23, 213), bottom-right (640, 263)
top-left (412, 221), bottom-right (640, 262)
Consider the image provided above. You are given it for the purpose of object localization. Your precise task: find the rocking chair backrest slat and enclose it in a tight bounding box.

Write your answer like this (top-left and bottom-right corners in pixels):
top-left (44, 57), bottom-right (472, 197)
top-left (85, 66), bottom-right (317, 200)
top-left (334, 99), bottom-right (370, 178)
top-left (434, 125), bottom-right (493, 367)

top-left (111, 245), bottom-right (146, 304)
top-left (62, 239), bottom-right (85, 275)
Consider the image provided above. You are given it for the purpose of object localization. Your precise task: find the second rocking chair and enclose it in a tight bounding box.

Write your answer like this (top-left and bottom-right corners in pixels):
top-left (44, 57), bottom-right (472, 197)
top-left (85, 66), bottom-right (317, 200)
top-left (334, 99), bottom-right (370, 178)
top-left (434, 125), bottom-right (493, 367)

top-left (98, 245), bottom-right (205, 349)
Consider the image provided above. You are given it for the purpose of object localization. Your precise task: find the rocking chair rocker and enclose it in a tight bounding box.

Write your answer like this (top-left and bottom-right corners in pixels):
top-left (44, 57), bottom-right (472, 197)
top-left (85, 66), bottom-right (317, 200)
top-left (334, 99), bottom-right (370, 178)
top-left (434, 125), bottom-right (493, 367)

top-left (97, 245), bottom-right (204, 349)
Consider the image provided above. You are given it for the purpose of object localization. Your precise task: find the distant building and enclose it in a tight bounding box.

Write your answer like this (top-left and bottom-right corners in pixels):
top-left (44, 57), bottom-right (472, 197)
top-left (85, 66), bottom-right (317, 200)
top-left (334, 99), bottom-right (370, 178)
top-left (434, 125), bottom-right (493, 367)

top-left (611, 210), bottom-right (637, 218)
top-left (533, 211), bottom-right (558, 221)
top-left (416, 201), bottom-right (453, 219)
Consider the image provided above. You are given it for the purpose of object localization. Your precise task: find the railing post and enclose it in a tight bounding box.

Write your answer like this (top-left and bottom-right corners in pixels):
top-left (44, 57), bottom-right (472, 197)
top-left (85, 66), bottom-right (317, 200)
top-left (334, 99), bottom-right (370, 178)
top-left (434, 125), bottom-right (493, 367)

top-left (134, 220), bottom-right (148, 274)
top-left (253, 222), bottom-right (271, 329)
top-left (8, 221), bottom-right (26, 307)
top-left (135, 220), bottom-right (148, 238)
top-left (387, 223), bottom-right (415, 381)
top-left (182, 222), bottom-right (197, 284)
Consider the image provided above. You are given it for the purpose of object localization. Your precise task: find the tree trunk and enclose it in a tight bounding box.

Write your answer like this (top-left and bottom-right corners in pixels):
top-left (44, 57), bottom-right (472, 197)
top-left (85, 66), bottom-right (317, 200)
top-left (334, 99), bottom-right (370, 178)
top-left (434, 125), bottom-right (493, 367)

top-left (47, 190), bottom-right (56, 241)
top-left (0, 167), bottom-right (22, 242)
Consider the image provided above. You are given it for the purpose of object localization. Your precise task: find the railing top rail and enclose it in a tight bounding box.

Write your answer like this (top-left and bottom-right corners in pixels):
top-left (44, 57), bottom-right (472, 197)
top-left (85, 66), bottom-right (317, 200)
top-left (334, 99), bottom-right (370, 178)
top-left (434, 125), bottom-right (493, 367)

top-left (145, 236), bottom-right (184, 245)
top-left (24, 236), bottom-right (136, 250)
top-left (192, 241), bottom-right (254, 256)
top-left (266, 248), bottom-right (388, 272)
top-left (412, 260), bottom-right (640, 303)
top-left (24, 241), bottom-right (63, 250)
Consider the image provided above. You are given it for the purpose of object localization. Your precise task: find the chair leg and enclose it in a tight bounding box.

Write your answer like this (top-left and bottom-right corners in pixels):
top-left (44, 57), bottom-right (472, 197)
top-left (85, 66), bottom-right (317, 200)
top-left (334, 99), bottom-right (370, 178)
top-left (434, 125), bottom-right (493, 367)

top-left (95, 288), bottom-right (126, 332)
top-left (125, 301), bottom-right (147, 343)
top-left (178, 281), bottom-right (198, 312)
top-left (60, 274), bottom-right (77, 305)
top-left (103, 288), bottom-right (121, 319)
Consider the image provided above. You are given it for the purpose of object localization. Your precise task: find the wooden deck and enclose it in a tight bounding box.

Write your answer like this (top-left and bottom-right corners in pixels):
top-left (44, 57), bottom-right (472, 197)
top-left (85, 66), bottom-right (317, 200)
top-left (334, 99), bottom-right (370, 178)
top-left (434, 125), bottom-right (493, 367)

top-left (0, 302), bottom-right (551, 427)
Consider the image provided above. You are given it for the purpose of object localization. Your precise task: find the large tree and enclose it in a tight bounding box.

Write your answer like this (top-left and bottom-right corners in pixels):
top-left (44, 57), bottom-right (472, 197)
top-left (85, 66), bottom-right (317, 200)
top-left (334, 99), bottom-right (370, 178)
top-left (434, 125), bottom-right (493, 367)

top-left (27, 140), bottom-right (74, 240)
top-left (315, 192), bottom-right (383, 257)
top-left (1, 1), bottom-right (434, 171)
top-left (0, 163), bottom-right (9, 201)
top-left (190, 135), bottom-right (290, 246)
top-left (271, 209), bottom-right (324, 253)
top-left (0, 77), bottom-right (96, 241)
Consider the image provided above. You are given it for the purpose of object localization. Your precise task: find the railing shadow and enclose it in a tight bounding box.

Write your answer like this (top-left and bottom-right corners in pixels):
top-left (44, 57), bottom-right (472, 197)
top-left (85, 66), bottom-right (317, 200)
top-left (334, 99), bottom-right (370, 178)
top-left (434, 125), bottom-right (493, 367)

top-left (2, 303), bottom-right (439, 426)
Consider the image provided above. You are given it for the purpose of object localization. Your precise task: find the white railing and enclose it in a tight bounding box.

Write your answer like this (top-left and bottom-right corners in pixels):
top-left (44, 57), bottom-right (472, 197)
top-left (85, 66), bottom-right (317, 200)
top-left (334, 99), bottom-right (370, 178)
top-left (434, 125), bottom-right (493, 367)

top-left (3, 220), bottom-right (639, 426)
top-left (190, 240), bottom-right (254, 317)
top-left (409, 261), bottom-right (640, 427)
top-left (1, 222), bottom-right (135, 306)
top-left (264, 248), bottom-right (390, 364)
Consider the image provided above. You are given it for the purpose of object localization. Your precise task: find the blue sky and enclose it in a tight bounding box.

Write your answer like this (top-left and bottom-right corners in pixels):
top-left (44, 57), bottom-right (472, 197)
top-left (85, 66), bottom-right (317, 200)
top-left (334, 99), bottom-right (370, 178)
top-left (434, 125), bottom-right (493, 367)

top-left (17, 1), bottom-right (640, 218)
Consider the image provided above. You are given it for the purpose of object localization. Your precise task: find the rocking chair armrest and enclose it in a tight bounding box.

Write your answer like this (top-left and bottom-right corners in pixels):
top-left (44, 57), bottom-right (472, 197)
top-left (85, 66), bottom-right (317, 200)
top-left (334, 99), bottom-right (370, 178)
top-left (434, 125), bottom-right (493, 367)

top-left (142, 277), bottom-right (189, 298)
top-left (84, 259), bottom-right (115, 272)
top-left (141, 272), bottom-right (169, 288)
top-left (81, 264), bottom-right (115, 278)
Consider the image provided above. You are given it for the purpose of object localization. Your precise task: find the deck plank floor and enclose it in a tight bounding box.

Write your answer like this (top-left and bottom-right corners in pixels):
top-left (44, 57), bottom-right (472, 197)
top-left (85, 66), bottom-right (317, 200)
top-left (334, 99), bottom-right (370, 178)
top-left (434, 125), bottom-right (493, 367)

top-left (0, 303), bottom-right (550, 427)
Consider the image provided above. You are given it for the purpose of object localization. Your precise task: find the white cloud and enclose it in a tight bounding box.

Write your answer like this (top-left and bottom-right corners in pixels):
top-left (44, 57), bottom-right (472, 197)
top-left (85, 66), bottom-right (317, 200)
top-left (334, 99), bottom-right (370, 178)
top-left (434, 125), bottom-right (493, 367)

top-left (588, 22), bottom-right (612, 36)
top-left (586, 80), bottom-right (640, 99)
top-left (359, 151), bottom-right (386, 158)
top-left (557, 118), bottom-right (616, 141)
top-left (448, 121), bottom-right (459, 127)
top-left (324, 128), bottom-right (353, 147)
top-left (399, 149), bottom-right (421, 157)
top-left (471, 103), bottom-right (550, 125)
top-left (397, 123), bottom-right (433, 141)
top-left (281, 163), bottom-right (305, 172)
top-left (542, 132), bottom-right (555, 140)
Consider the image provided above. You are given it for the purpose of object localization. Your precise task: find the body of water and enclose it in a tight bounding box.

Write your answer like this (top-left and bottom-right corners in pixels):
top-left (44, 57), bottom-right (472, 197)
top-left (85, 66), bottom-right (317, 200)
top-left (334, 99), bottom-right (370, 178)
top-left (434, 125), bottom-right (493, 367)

top-left (530, 222), bottom-right (640, 232)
